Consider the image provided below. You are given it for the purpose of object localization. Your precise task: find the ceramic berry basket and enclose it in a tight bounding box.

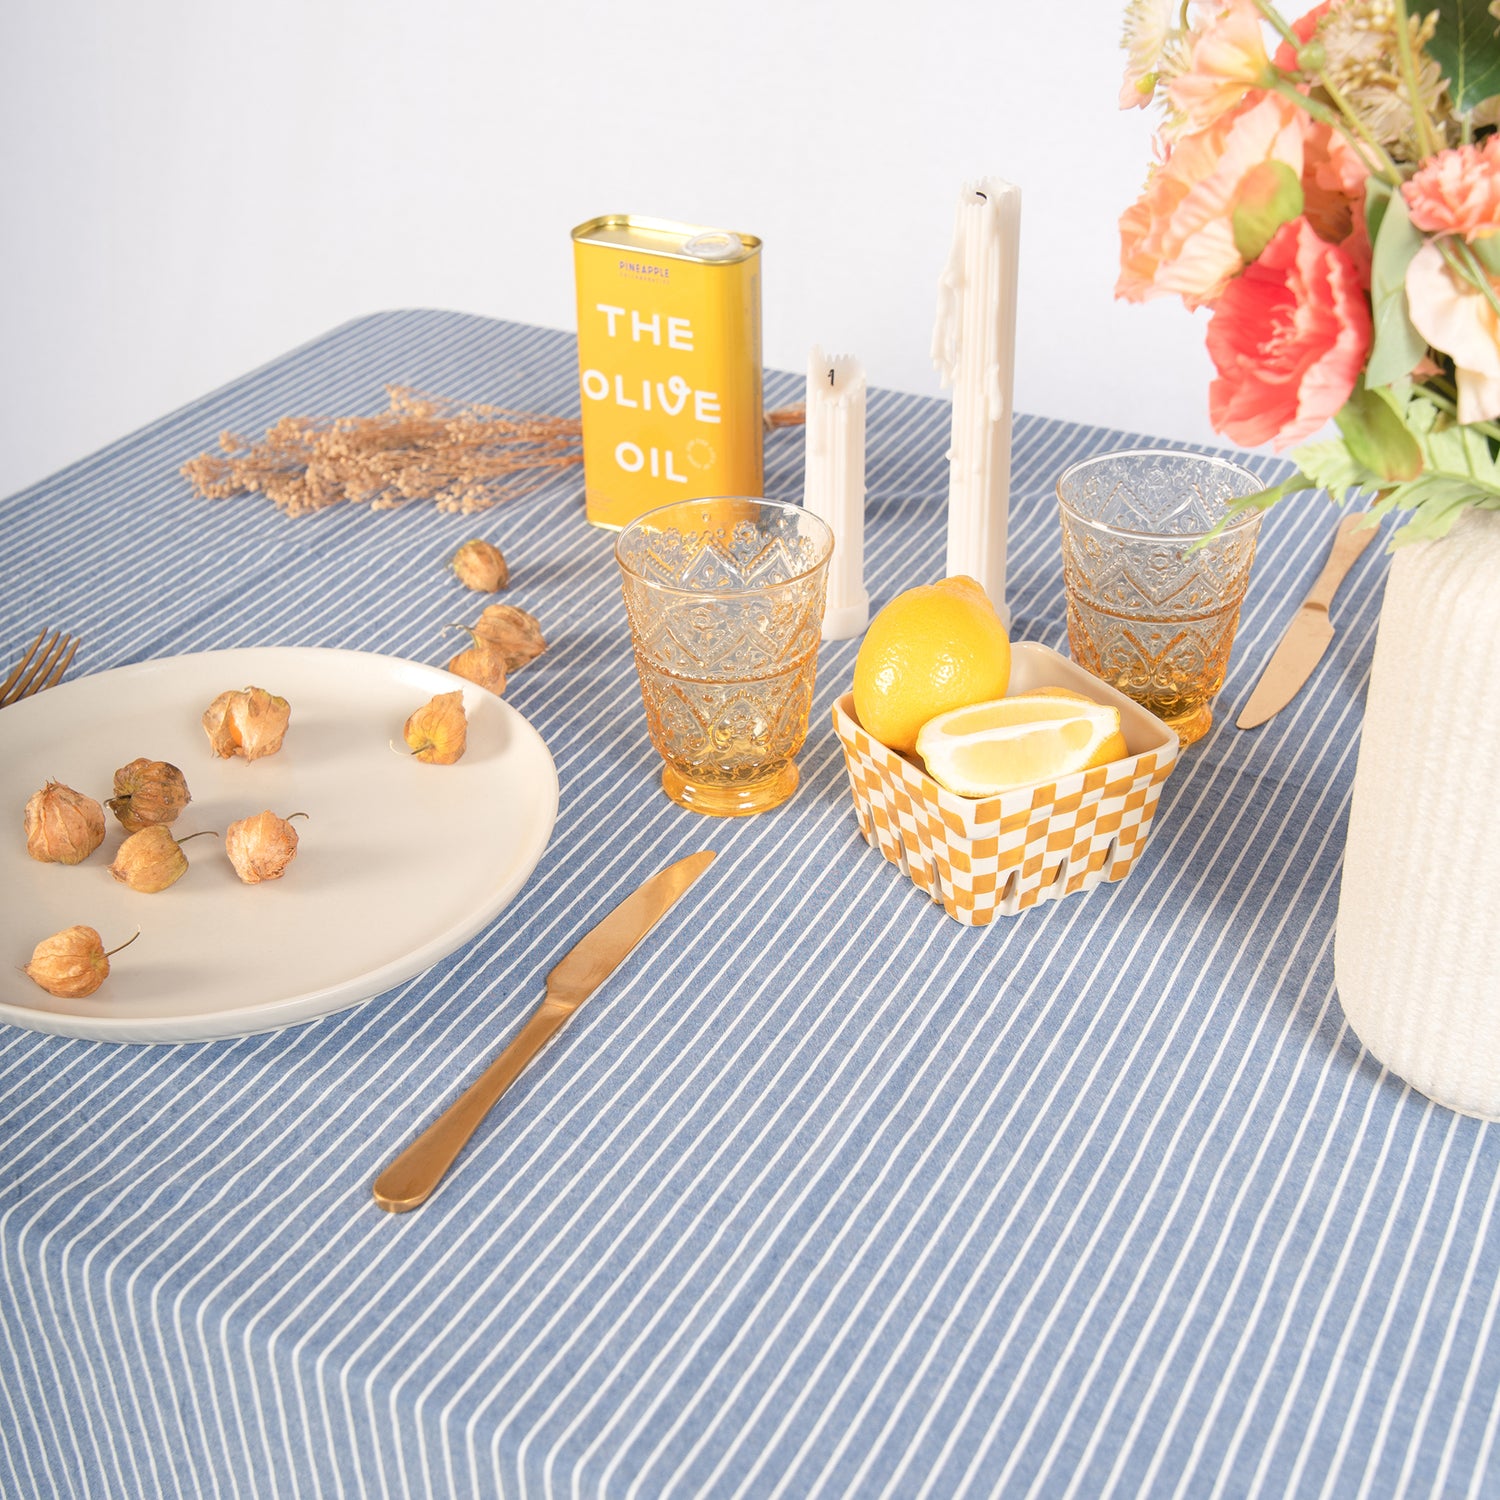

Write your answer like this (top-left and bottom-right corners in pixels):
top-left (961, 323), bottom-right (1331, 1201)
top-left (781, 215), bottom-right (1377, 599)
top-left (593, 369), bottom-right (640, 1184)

top-left (832, 642), bottom-right (1179, 925)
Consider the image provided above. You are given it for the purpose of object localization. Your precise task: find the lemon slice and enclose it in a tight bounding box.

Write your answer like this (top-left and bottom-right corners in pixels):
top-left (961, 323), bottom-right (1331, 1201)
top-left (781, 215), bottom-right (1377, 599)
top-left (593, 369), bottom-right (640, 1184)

top-left (915, 689), bottom-right (1128, 797)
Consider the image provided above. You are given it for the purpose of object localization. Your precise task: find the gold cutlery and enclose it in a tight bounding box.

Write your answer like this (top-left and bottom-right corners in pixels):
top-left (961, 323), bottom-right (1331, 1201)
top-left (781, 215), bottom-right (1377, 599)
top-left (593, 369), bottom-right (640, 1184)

top-left (373, 850), bottom-right (716, 1214)
top-left (1237, 513), bottom-right (1376, 730)
top-left (1, 628), bottom-right (80, 707)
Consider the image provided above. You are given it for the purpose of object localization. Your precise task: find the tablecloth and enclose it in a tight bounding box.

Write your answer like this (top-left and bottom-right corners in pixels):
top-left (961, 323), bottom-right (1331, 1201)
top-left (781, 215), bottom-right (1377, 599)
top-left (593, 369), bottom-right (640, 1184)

top-left (2, 310), bottom-right (1496, 1499)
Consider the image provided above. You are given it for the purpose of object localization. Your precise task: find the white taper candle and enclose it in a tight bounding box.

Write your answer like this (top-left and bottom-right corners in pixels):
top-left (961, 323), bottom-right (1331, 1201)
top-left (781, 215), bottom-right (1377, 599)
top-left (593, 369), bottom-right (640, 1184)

top-left (803, 346), bottom-right (869, 640)
top-left (932, 177), bottom-right (1021, 627)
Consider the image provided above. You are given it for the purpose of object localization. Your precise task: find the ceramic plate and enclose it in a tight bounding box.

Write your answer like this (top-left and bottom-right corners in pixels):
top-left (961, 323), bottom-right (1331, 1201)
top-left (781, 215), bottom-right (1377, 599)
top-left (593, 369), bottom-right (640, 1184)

top-left (0, 647), bottom-right (558, 1043)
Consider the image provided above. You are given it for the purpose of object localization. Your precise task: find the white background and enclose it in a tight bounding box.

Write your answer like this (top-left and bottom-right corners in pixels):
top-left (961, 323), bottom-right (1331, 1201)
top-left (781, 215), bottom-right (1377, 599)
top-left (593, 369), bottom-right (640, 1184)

top-left (0, 0), bottom-right (1226, 499)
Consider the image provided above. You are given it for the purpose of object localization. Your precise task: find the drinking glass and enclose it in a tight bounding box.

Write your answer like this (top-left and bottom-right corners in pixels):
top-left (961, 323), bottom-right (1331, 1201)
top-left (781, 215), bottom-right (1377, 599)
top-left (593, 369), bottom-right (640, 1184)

top-left (1056, 449), bottom-right (1264, 746)
top-left (616, 497), bottom-right (833, 816)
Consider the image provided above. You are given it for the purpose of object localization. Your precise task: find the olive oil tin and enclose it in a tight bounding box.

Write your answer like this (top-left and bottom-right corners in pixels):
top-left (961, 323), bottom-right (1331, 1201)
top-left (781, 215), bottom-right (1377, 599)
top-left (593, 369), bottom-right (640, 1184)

top-left (572, 215), bottom-right (763, 529)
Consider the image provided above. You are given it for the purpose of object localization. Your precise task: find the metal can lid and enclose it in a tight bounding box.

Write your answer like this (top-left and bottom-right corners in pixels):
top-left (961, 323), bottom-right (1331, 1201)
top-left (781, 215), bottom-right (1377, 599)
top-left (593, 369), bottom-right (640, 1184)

top-left (681, 230), bottom-right (744, 262)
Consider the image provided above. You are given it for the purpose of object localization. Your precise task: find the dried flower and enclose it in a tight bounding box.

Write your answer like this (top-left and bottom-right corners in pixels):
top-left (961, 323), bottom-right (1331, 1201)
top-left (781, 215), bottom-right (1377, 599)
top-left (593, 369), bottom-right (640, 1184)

top-left (24, 926), bottom-right (137, 998)
top-left (109, 825), bottom-right (215, 893)
top-left (107, 759), bottom-right (191, 833)
top-left (203, 686), bottom-right (291, 761)
top-left (180, 387), bottom-right (585, 518)
top-left (404, 691), bottom-right (468, 764)
top-left (1314, 0), bottom-right (1449, 161)
top-left (452, 538), bottom-right (510, 592)
top-left (446, 629), bottom-right (509, 695)
top-left (1119, 0), bottom-right (1178, 109)
top-left (472, 604), bottom-right (548, 672)
top-left (225, 810), bottom-right (305, 884)
top-left (24, 781), bottom-right (106, 864)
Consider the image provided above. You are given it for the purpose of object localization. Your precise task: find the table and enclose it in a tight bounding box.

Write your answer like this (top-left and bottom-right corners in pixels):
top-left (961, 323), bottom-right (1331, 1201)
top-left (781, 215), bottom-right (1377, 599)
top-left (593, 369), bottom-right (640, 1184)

top-left (2, 311), bottom-right (1496, 1499)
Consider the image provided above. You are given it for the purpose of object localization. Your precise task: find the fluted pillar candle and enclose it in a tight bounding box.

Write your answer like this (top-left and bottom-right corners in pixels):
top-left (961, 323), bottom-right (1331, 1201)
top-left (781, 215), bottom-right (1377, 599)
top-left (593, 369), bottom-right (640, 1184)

top-left (932, 177), bottom-right (1021, 627)
top-left (802, 347), bottom-right (868, 640)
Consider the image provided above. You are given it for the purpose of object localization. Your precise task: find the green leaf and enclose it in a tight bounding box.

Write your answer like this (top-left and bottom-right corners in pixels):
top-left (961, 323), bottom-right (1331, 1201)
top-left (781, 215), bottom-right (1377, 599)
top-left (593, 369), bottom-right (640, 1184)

top-left (1365, 177), bottom-right (1393, 248)
top-left (1427, 0), bottom-right (1500, 116)
top-left (1365, 192), bottom-right (1428, 389)
top-left (1474, 232), bottom-right (1500, 276)
top-left (1288, 439), bottom-right (1382, 500)
top-left (1334, 381), bottom-right (1425, 481)
top-left (1232, 161), bottom-right (1305, 263)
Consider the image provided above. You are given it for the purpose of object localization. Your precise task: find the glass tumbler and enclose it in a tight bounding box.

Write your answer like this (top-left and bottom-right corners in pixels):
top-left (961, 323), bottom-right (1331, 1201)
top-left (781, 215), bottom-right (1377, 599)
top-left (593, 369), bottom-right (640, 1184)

top-left (615, 497), bottom-right (833, 816)
top-left (1056, 449), bottom-right (1264, 746)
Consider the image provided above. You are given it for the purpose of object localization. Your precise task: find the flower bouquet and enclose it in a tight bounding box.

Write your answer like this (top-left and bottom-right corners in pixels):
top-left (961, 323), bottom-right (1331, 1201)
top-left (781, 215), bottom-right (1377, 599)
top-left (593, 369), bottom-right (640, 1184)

top-left (1117, 0), bottom-right (1500, 544)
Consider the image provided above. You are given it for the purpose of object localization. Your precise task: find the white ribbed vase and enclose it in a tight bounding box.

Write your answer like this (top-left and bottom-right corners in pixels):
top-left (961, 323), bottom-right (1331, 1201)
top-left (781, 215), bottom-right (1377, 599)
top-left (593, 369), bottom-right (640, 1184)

top-left (1335, 508), bottom-right (1500, 1119)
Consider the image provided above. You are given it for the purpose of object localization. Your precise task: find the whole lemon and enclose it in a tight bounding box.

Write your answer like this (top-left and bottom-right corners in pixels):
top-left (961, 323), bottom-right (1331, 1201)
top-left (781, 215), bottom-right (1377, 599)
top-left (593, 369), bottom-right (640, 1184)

top-left (853, 576), bottom-right (1011, 754)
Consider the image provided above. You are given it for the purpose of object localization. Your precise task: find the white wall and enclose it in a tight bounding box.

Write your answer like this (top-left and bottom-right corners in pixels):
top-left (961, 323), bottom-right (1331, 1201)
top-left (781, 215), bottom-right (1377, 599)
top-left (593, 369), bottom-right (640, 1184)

top-left (0, 0), bottom-right (1221, 499)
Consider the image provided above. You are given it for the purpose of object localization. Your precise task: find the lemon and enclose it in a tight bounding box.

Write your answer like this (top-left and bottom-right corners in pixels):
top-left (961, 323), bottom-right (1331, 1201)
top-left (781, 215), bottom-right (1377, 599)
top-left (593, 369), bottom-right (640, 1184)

top-left (915, 688), bottom-right (1128, 797)
top-left (852, 576), bottom-right (1011, 755)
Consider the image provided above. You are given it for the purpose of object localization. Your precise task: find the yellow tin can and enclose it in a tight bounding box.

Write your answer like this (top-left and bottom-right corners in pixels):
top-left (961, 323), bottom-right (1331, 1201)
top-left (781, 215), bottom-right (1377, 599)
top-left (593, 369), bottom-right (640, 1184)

top-left (571, 214), bottom-right (763, 529)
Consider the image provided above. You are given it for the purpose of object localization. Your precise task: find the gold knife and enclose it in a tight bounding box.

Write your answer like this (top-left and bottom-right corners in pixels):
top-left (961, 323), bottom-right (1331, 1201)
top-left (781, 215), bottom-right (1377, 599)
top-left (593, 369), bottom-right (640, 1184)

top-left (1236, 513), bottom-right (1377, 730)
top-left (372, 850), bottom-right (716, 1214)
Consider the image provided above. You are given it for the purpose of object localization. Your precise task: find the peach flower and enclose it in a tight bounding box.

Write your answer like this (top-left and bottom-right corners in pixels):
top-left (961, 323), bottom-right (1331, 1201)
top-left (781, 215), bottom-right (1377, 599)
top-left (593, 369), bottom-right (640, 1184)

top-left (1168, 0), bottom-right (1273, 133)
top-left (1300, 117), bottom-right (1372, 255)
top-left (1404, 241), bottom-right (1500, 424)
top-left (1206, 217), bottom-right (1371, 448)
top-left (1118, 93), bottom-right (1305, 308)
top-left (1403, 138), bottom-right (1500, 243)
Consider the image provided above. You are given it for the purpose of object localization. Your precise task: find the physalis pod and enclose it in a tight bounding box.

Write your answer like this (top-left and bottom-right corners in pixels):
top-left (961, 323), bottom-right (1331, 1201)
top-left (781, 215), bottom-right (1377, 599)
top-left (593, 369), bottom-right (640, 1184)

top-left (25, 926), bottom-right (138, 998)
top-left (107, 758), bottom-right (192, 833)
top-left (451, 539), bottom-right (510, 592)
top-left (225, 810), bottom-right (305, 884)
top-left (202, 685), bottom-right (291, 761)
top-left (473, 604), bottom-right (547, 671)
top-left (24, 780), bottom-right (106, 864)
top-left (446, 627), bottom-right (508, 696)
top-left (404, 691), bottom-right (467, 765)
top-left (110, 825), bottom-right (216, 893)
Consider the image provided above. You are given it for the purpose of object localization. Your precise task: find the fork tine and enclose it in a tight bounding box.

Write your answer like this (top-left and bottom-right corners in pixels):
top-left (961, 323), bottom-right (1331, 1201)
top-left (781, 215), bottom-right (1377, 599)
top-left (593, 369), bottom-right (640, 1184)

top-left (42, 636), bottom-right (79, 691)
top-left (0, 628), bottom-right (47, 702)
top-left (3, 631), bottom-right (73, 708)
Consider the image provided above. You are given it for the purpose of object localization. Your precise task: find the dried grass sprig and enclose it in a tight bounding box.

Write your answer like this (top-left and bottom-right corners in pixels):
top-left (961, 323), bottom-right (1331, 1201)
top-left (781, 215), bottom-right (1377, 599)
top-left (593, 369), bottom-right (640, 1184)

top-left (182, 386), bottom-right (808, 519)
top-left (182, 387), bottom-right (585, 518)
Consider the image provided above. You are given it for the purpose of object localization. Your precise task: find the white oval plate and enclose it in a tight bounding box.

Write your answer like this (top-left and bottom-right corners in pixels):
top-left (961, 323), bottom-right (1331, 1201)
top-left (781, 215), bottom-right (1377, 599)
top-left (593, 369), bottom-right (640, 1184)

top-left (0, 647), bottom-right (558, 1044)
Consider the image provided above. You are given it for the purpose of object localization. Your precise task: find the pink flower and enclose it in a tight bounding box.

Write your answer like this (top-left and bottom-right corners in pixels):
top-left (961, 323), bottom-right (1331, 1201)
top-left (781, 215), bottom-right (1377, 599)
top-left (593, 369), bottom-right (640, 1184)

top-left (1118, 93), bottom-right (1305, 309)
top-left (1168, 0), bottom-right (1273, 133)
top-left (1403, 138), bottom-right (1500, 242)
top-left (1205, 217), bottom-right (1372, 448)
top-left (1404, 241), bottom-right (1500, 424)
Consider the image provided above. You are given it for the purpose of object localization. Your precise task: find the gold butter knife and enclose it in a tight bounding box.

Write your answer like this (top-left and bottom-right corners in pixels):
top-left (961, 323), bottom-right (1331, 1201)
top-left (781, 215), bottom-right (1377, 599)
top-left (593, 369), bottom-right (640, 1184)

top-left (373, 850), bottom-right (716, 1214)
top-left (1236, 512), bottom-right (1377, 730)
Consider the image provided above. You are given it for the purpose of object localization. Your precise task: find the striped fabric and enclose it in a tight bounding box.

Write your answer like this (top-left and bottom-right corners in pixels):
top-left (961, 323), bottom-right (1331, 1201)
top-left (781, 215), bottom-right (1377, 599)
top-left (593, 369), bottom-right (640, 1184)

top-left (2, 310), bottom-right (1496, 1499)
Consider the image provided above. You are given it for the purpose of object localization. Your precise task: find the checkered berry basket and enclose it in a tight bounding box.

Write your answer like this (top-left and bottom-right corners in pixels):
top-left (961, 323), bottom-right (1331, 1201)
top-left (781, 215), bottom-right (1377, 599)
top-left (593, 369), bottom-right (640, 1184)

top-left (832, 642), bottom-right (1179, 925)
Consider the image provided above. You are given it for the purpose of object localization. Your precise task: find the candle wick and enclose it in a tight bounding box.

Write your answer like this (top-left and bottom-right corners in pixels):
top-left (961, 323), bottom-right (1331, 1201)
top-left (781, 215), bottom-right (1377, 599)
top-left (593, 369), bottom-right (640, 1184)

top-left (828, 369), bottom-right (835, 386)
top-left (975, 190), bottom-right (988, 201)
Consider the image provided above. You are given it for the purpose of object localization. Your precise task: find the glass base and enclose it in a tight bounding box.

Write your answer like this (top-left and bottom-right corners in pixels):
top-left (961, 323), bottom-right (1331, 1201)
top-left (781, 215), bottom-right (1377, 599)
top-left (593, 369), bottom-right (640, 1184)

top-left (1161, 703), bottom-right (1213, 747)
top-left (661, 762), bottom-right (799, 817)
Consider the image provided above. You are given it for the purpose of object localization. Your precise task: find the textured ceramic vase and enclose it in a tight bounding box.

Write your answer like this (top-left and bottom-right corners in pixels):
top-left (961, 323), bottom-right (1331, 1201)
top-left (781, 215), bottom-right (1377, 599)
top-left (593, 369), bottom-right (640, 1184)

top-left (1335, 508), bottom-right (1500, 1119)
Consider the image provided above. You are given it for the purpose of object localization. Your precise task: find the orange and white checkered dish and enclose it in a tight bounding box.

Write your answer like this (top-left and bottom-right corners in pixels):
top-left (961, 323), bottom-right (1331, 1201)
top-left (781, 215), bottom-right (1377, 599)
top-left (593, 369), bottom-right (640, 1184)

top-left (832, 642), bottom-right (1179, 925)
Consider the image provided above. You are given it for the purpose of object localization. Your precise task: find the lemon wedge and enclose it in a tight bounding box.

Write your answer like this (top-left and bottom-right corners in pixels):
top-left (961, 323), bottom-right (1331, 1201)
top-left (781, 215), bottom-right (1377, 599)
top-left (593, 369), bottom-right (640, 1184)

top-left (915, 688), bottom-right (1128, 797)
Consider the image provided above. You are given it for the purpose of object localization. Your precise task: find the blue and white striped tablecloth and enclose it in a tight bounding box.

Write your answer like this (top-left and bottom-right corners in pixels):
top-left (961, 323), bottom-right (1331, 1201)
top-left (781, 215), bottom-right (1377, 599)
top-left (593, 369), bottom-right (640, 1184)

top-left (2, 311), bottom-right (1496, 1499)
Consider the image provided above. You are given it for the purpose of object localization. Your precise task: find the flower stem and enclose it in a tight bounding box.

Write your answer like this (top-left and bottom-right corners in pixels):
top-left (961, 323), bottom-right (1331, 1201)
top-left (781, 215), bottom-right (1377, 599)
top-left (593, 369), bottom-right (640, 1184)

top-left (1438, 237), bottom-right (1500, 321)
top-left (1390, 0), bottom-right (1437, 160)
top-left (1266, 77), bottom-right (1401, 186)
top-left (1418, 382), bottom-right (1500, 440)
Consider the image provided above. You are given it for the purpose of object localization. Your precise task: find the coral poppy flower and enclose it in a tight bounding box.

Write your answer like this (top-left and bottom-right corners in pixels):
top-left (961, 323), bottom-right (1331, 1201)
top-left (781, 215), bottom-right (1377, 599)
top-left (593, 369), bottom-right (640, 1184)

top-left (1206, 217), bottom-right (1371, 448)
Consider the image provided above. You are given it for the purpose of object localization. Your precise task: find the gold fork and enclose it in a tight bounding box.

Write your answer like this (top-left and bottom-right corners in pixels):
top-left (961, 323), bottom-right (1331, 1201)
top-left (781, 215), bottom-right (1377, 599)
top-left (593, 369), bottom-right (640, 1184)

top-left (0, 629), bottom-right (80, 707)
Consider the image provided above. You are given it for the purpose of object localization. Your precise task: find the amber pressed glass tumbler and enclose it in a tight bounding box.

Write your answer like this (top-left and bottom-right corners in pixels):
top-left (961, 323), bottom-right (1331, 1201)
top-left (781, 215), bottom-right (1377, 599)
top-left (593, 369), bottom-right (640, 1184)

top-left (1056, 449), bottom-right (1264, 746)
top-left (616, 497), bottom-right (833, 816)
